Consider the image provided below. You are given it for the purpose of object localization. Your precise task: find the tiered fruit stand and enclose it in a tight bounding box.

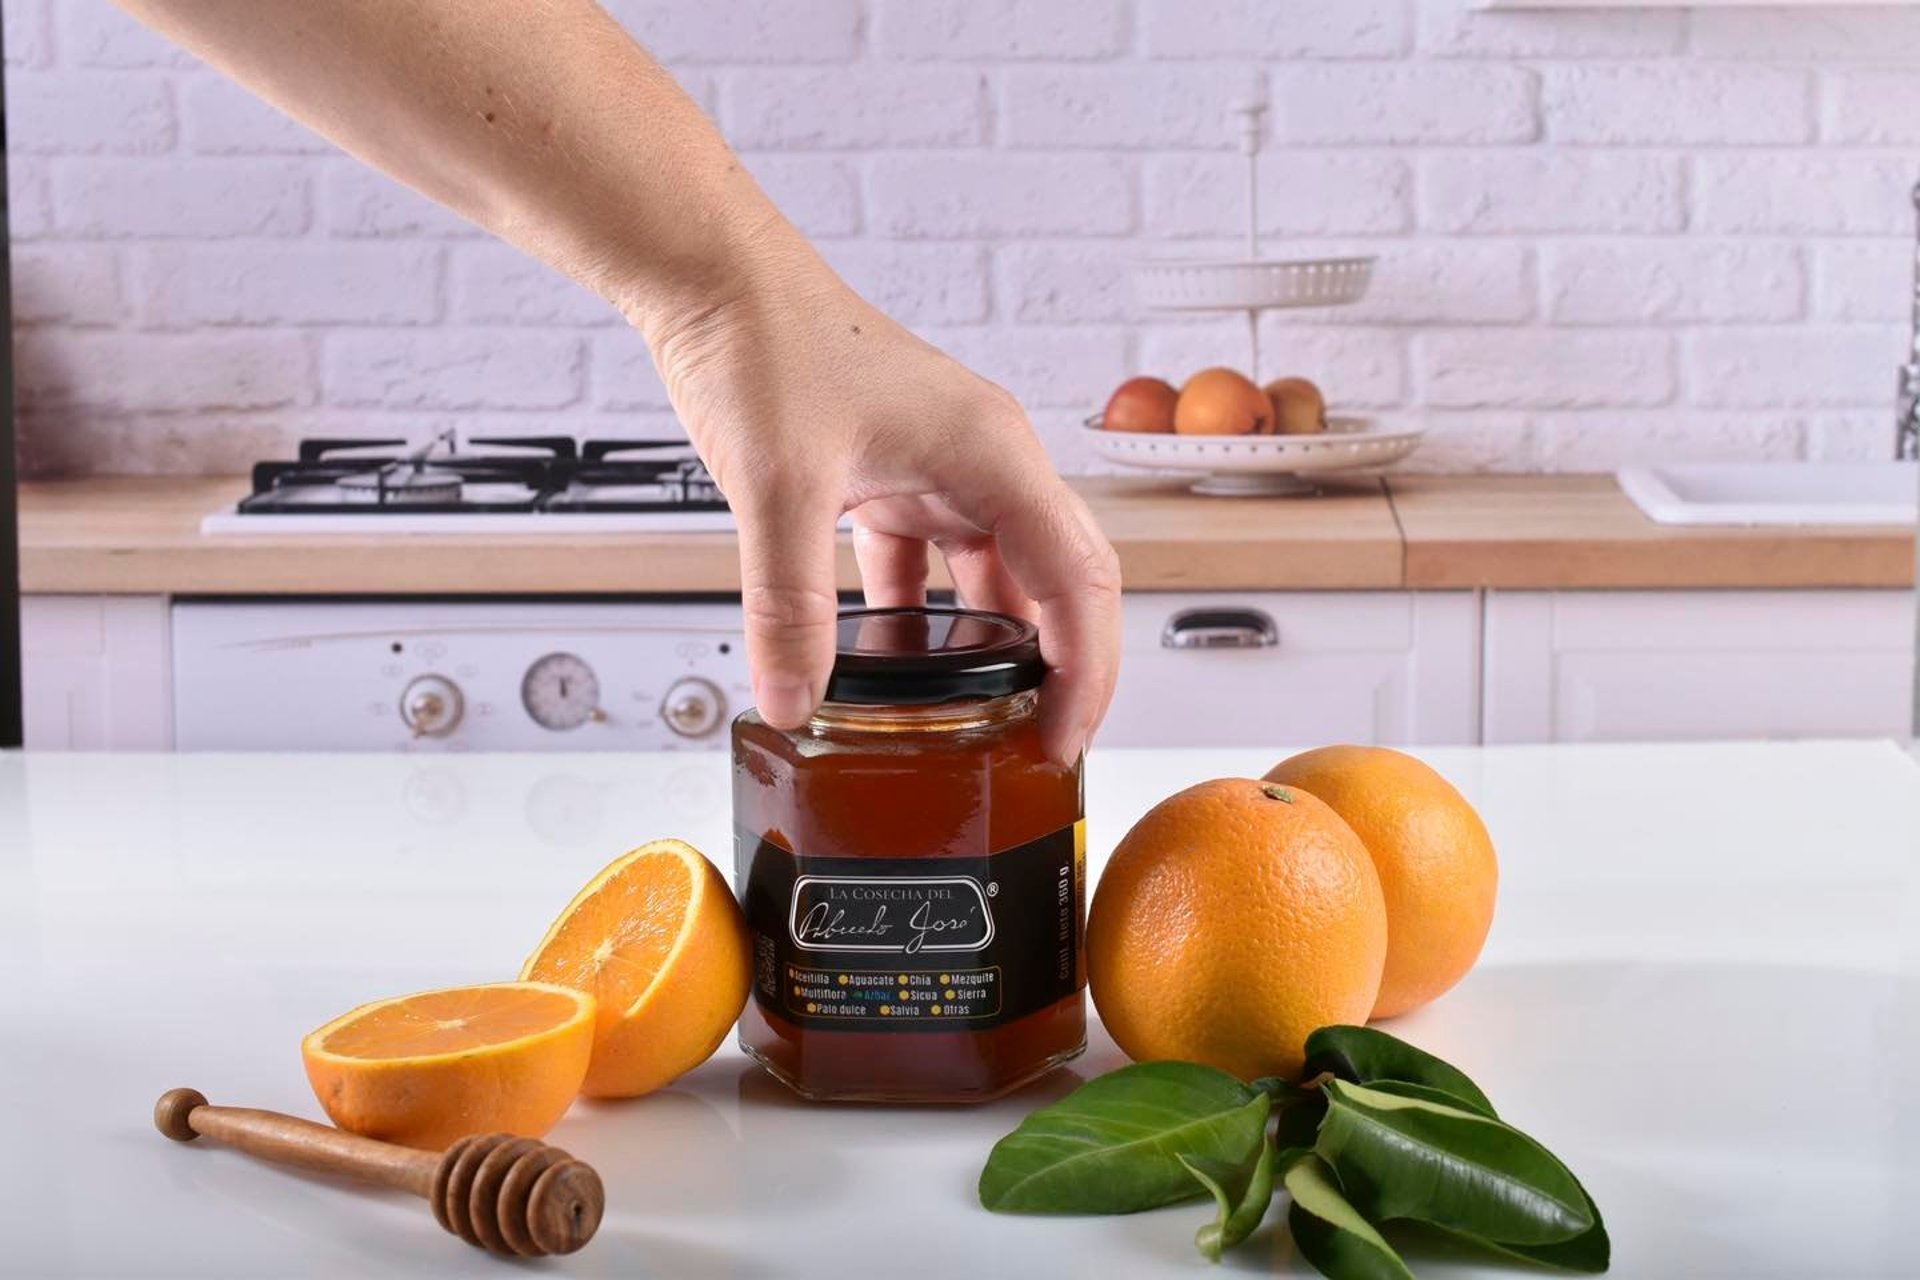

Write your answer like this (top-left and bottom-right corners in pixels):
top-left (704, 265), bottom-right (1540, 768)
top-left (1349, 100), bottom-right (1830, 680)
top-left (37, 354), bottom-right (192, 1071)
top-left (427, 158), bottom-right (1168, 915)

top-left (1082, 101), bottom-right (1424, 496)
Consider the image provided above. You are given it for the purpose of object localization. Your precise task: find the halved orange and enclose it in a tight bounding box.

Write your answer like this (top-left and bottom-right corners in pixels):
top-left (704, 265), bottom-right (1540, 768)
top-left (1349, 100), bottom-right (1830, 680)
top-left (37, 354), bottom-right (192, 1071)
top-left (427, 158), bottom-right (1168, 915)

top-left (301, 981), bottom-right (595, 1151)
top-left (520, 839), bottom-right (751, 1099)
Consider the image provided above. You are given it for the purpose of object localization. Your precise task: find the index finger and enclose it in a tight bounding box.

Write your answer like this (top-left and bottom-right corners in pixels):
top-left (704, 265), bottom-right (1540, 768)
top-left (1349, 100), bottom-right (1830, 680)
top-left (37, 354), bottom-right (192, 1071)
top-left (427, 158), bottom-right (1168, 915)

top-left (942, 461), bottom-right (1121, 765)
top-left (733, 478), bottom-right (846, 731)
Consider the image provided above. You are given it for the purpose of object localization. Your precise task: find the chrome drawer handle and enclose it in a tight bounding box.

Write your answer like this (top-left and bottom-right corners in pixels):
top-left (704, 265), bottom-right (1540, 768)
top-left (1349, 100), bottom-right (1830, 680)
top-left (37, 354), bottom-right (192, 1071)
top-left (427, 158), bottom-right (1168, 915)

top-left (1160, 608), bottom-right (1279, 650)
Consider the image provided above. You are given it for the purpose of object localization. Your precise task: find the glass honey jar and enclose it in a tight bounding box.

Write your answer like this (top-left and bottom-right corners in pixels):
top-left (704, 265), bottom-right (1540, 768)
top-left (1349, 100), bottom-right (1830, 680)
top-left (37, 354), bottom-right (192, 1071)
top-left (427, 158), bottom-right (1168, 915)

top-left (732, 607), bottom-right (1086, 1102)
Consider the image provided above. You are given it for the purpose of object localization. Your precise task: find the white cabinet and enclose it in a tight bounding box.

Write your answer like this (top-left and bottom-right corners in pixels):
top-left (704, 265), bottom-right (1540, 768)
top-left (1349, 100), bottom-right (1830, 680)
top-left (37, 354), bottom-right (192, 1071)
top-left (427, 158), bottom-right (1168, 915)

top-left (20, 596), bottom-right (172, 750)
top-left (1483, 590), bottom-right (1915, 744)
top-left (1100, 592), bottom-right (1480, 748)
top-left (19, 588), bottom-right (1916, 751)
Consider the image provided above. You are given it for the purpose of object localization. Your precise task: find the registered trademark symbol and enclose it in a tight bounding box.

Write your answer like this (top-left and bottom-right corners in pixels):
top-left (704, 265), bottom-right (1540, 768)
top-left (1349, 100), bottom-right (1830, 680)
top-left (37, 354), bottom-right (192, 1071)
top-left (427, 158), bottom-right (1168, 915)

top-left (987, 882), bottom-right (999, 897)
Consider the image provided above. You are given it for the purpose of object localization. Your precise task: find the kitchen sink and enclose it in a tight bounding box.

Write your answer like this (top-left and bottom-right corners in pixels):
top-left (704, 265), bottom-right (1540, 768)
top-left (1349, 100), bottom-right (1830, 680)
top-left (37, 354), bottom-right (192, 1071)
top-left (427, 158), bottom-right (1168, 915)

top-left (1616, 461), bottom-right (1919, 526)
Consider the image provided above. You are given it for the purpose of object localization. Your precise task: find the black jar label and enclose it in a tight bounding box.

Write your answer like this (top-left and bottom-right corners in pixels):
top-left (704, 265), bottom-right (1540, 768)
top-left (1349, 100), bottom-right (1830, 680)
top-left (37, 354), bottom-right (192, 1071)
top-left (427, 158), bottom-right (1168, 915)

top-left (737, 821), bottom-right (1085, 1033)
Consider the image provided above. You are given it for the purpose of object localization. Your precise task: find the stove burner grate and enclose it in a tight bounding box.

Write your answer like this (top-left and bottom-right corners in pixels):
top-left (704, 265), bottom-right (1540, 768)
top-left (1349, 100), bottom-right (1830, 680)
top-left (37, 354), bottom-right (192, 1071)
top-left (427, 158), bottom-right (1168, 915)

top-left (232, 433), bottom-right (729, 516)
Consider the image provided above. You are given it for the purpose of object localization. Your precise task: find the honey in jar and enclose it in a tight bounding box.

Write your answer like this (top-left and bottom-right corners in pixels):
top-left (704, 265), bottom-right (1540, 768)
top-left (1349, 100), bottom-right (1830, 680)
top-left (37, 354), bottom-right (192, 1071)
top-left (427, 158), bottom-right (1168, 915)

top-left (732, 607), bottom-right (1086, 1102)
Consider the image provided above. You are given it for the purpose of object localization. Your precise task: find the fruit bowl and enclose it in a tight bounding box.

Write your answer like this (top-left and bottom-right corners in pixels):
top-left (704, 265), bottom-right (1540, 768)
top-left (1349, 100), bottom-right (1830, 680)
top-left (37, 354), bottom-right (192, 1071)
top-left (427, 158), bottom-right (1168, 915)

top-left (1081, 417), bottom-right (1424, 496)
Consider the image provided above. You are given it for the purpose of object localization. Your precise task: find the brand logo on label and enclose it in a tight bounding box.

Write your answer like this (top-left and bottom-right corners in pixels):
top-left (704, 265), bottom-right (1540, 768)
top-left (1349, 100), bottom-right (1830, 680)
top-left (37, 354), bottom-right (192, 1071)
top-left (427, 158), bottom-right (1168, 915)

top-left (786, 876), bottom-right (995, 954)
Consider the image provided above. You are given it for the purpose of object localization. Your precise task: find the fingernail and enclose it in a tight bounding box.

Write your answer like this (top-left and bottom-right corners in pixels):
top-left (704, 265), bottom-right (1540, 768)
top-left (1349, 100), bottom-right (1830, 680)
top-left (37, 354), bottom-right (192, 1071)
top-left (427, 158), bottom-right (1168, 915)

top-left (758, 677), bottom-right (815, 729)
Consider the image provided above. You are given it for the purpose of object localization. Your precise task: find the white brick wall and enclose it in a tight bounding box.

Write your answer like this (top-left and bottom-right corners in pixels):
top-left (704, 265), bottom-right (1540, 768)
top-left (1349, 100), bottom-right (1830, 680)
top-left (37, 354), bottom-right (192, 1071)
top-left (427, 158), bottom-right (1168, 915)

top-left (1685, 327), bottom-right (1905, 409)
top-left (450, 244), bottom-right (615, 328)
top-left (725, 69), bottom-right (987, 148)
top-left (12, 245), bottom-right (120, 326)
top-left (1825, 70), bottom-right (1920, 147)
top-left (52, 159), bottom-right (310, 238)
top-left (1142, 0), bottom-right (1411, 60)
top-left (139, 244), bottom-right (444, 328)
top-left (1542, 64), bottom-right (1812, 145)
top-left (1542, 242), bottom-right (1804, 325)
top-left (8, 74), bottom-right (174, 154)
top-left (1418, 330), bottom-right (1675, 410)
top-left (1277, 65), bottom-right (1539, 144)
top-left (9, 0), bottom-right (1920, 475)
top-left (19, 331), bottom-right (313, 411)
top-left (873, 0), bottom-right (1128, 62)
top-left (1147, 153), bottom-right (1411, 236)
top-left (1421, 153), bottom-right (1685, 234)
top-left (323, 332), bottom-right (586, 411)
top-left (1814, 241), bottom-right (1913, 322)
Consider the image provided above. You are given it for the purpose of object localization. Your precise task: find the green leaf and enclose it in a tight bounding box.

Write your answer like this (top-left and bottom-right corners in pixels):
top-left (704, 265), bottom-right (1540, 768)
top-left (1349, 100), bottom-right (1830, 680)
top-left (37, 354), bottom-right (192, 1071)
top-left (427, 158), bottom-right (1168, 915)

top-left (1359, 1079), bottom-right (1498, 1114)
top-left (1435, 1159), bottom-right (1611, 1275)
top-left (1316, 1079), bottom-right (1593, 1246)
top-left (1303, 1025), bottom-right (1497, 1117)
top-left (1254, 1075), bottom-right (1330, 1150)
top-left (1452, 1217), bottom-right (1612, 1275)
top-left (1281, 1095), bottom-right (1331, 1151)
top-left (1284, 1152), bottom-right (1416, 1280)
top-left (979, 1062), bottom-right (1271, 1214)
top-left (1251, 1075), bottom-right (1306, 1101)
top-left (1180, 1138), bottom-right (1276, 1262)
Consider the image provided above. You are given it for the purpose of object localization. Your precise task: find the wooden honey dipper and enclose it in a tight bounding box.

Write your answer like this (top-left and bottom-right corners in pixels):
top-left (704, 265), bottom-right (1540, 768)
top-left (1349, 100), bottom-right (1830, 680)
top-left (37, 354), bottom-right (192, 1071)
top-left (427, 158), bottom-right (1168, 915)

top-left (154, 1088), bottom-right (604, 1257)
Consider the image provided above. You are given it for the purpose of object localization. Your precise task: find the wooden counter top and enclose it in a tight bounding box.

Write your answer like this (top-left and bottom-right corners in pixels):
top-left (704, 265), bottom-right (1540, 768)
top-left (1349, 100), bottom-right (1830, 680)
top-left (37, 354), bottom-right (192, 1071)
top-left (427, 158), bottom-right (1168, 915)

top-left (1078, 475), bottom-right (1403, 589)
top-left (1390, 474), bottom-right (1915, 589)
top-left (15, 474), bottom-right (1404, 594)
top-left (16, 473), bottom-right (1912, 595)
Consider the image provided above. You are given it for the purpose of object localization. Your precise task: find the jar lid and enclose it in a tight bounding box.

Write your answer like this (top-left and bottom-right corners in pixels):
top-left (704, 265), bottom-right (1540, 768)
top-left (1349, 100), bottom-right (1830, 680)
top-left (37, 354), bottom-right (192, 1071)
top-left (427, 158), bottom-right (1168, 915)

top-left (824, 607), bottom-right (1045, 706)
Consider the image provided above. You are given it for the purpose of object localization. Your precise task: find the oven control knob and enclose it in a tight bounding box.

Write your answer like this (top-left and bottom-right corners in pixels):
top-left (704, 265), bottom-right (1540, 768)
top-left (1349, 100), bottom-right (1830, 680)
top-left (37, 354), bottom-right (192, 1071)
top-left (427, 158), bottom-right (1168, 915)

top-left (660, 677), bottom-right (726, 738)
top-left (400, 674), bottom-right (464, 738)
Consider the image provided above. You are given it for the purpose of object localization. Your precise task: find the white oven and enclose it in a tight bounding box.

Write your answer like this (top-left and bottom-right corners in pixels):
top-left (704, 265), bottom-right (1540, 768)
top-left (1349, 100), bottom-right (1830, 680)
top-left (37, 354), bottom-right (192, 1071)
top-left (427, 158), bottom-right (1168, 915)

top-left (172, 600), bottom-right (751, 751)
top-left (171, 592), bottom-right (1484, 753)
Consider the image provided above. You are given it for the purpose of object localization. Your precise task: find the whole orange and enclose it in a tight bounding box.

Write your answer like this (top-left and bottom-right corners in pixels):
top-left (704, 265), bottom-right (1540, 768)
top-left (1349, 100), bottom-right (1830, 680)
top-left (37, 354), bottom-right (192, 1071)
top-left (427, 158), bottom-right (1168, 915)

top-left (1086, 778), bottom-right (1387, 1080)
top-left (1174, 368), bottom-right (1272, 436)
top-left (1264, 746), bottom-right (1498, 1019)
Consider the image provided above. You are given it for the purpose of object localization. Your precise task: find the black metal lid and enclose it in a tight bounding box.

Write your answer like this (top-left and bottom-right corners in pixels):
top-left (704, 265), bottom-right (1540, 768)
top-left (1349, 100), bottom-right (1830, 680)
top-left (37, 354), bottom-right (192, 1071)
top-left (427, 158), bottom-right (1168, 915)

top-left (823, 607), bottom-right (1045, 706)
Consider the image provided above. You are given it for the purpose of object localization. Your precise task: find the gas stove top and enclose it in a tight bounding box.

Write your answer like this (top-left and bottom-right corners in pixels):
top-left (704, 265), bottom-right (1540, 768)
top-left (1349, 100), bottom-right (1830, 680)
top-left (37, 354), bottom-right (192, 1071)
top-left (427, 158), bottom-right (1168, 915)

top-left (201, 432), bottom-right (736, 533)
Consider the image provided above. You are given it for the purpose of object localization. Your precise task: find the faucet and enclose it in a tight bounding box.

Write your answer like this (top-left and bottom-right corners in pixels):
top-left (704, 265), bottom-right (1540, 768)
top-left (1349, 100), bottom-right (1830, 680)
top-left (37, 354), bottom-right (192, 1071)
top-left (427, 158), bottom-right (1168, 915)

top-left (1899, 179), bottom-right (1920, 461)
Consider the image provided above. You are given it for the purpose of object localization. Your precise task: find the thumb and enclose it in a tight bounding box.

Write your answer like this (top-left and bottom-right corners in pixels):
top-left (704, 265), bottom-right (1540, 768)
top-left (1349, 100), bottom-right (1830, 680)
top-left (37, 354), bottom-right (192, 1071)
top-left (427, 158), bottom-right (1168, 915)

top-left (734, 483), bottom-right (843, 730)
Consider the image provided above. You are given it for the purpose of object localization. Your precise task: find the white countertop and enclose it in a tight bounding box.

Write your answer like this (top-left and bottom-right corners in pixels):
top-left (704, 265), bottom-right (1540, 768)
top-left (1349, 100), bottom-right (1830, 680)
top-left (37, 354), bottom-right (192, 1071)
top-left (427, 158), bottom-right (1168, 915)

top-left (2, 741), bottom-right (1917, 1278)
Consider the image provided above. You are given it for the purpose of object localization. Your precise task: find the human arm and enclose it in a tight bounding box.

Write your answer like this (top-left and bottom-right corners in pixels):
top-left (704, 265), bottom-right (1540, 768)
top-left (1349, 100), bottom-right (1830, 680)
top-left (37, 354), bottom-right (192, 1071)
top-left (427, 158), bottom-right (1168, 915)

top-left (117, 0), bottom-right (1121, 760)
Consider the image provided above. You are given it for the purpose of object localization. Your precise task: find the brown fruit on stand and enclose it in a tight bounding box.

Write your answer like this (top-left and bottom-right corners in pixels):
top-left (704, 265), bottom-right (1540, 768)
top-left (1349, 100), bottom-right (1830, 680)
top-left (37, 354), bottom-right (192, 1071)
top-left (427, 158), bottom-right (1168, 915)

top-left (1264, 746), bottom-right (1498, 1020)
top-left (1174, 368), bottom-right (1273, 436)
top-left (1086, 778), bottom-right (1388, 1081)
top-left (1265, 377), bottom-right (1328, 435)
top-left (1101, 376), bottom-right (1179, 433)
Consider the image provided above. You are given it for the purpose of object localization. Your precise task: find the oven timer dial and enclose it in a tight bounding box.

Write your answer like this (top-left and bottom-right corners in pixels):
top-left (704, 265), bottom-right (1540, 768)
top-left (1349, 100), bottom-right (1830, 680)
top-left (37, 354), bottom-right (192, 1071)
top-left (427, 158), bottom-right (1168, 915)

top-left (522, 653), bottom-right (604, 732)
top-left (400, 674), bottom-right (464, 739)
top-left (660, 677), bottom-right (726, 738)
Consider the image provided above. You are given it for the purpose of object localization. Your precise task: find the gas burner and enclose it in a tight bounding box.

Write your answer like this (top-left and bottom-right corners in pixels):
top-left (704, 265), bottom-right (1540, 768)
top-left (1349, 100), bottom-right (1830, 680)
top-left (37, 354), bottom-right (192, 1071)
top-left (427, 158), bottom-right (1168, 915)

top-left (210, 430), bottom-right (736, 531)
top-left (334, 432), bottom-right (469, 505)
top-left (337, 466), bottom-right (467, 504)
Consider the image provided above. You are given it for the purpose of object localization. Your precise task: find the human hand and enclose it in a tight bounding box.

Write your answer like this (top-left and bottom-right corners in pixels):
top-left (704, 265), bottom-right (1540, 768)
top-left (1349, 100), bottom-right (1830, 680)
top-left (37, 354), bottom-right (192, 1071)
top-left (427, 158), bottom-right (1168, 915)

top-left (103, 0), bottom-right (1114, 750)
top-left (645, 235), bottom-right (1120, 765)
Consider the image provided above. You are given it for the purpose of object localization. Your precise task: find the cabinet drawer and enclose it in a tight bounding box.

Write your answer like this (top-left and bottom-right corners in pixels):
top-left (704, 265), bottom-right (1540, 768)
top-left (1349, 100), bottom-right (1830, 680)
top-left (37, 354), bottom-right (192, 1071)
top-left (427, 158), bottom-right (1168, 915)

top-left (1100, 592), bottom-right (1479, 749)
top-left (1484, 590), bottom-right (1915, 744)
top-left (21, 595), bottom-right (172, 750)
